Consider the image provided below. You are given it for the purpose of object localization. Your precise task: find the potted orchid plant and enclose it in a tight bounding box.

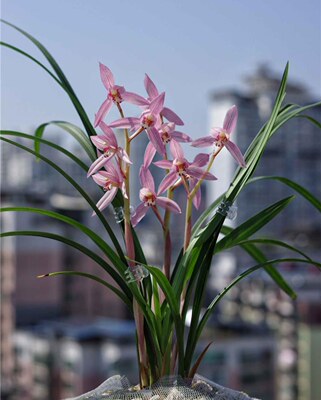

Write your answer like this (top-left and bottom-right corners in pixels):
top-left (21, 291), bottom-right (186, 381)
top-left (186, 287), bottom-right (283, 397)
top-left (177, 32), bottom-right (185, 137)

top-left (1, 20), bottom-right (321, 399)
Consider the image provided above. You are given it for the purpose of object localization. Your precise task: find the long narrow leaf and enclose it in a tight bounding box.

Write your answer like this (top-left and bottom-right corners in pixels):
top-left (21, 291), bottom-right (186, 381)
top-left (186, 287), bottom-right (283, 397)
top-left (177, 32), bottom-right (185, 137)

top-left (0, 136), bottom-right (126, 263)
top-left (191, 257), bottom-right (321, 368)
top-left (0, 230), bottom-right (131, 301)
top-left (1, 19), bottom-right (96, 138)
top-left (218, 225), bottom-right (298, 298)
top-left (38, 270), bottom-right (131, 308)
top-left (145, 265), bottom-right (185, 376)
top-left (0, 207), bottom-right (127, 274)
top-left (215, 196), bottom-right (295, 253)
top-left (248, 176), bottom-right (321, 212)
top-left (237, 238), bottom-right (313, 261)
top-left (34, 121), bottom-right (96, 161)
top-left (1, 41), bottom-right (62, 85)
top-left (0, 130), bottom-right (89, 171)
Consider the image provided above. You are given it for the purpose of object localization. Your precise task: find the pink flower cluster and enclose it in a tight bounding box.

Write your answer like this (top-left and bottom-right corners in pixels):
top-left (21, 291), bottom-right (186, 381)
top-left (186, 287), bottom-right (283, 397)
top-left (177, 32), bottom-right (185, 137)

top-left (89, 64), bottom-right (246, 226)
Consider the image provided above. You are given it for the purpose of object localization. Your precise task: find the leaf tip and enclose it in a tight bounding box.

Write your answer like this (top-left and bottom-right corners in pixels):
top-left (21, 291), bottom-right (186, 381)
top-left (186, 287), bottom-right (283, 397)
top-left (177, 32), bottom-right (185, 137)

top-left (37, 273), bottom-right (49, 278)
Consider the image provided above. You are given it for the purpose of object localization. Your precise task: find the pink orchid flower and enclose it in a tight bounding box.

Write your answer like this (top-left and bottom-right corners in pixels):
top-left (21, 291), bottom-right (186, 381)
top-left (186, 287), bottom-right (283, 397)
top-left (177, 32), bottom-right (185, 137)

top-left (143, 122), bottom-right (192, 168)
top-left (131, 167), bottom-right (181, 227)
top-left (91, 162), bottom-right (127, 214)
top-left (155, 141), bottom-right (217, 196)
top-left (108, 92), bottom-right (166, 156)
top-left (192, 105), bottom-right (246, 168)
top-left (94, 63), bottom-right (148, 127)
top-left (144, 74), bottom-right (184, 126)
top-left (87, 121), bottom-right (131, 177)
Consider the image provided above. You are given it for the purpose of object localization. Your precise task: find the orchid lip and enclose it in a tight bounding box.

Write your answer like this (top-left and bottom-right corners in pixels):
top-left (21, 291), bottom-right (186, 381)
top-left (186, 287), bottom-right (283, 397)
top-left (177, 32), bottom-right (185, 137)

top-left (161, 132), bottom-right (171, 143)
top-left (108, 86), bottom-right (124, 103)
top-left (141, 113), bottom-right (156, 128)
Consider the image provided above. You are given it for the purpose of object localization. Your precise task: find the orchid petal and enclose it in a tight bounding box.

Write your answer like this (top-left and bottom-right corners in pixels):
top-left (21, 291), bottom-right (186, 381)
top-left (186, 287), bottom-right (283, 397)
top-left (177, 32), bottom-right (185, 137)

top-left (169, 141), bottom-right (177, 159)
top-left (143, 142), bottom-right (157, 168)
top-left (103, 163), bottom-right (121, 182)
top-left (190, 178), bottom-right (201, 209)
top-left (140, 167), bottom-right (155, 192)
top-left (121, 182), bottom-right (128, 199)
top-left (96, 187), bottom-right (117, 212)
top-left (193, 189), bottom-right (201, 209)
top-left (144, 74), bottom-right (159, 99)
top-left (109, 117), bottom-right (140, 129)
top-left (149, 92), bottom-right (165, 115)
top-left (90, 135), bottom-right (108, 151)
top-left (187, 166), bottom-right (217, 180)
top-left (94, 97), bottom-right (113, 127)
top-left (157, 171), bottom-right (178, 194)
top-left (122, 91), bottom-right (149, 106)
top-left (162, 107), bottom-right (184, 126)
top-left (171, 131), bottom-right (192, 142)
top-left (118, 148), bottom-right (132, 164)
top-left (156, 197), bottom-right (181, 213)
top-left (131, 203), bottom-right (148, 227)
top-left (99, 63), bottom-right (114, 90)
top-left (91, 172), bottom-right (107, 187)
top-left (99, 121), bottom-right (118, 147)
top-left (192, 136), bottom-right (215, 148)
top-left (170, 140), bottom-right (184, 159)
top-left (223, 105), bottom-right (238, 134)
top-left (224, 140), bottom-right (246, 168)
top-left (153, 159), bottom-right (173, 169)
top-left (192, 153), bottom-right (209, 167)
top-left (147, 126), bottom-right (165, 156)
top-left (87, 154), bottom-right (112, 177)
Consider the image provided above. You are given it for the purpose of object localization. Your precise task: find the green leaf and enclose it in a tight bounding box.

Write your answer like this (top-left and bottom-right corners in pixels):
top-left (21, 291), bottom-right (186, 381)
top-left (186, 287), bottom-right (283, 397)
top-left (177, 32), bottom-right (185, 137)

top-left (215, 196), bottom-right (295, 253)
top-left (38, 270), bottom-right (131, 308)
top-left (218, 226), bottom-right (300, 299)
top-left (237, 237), bottom-right (313, 261)
top-left (34, 121), bottom-right (96, 161)
top-left (0, 230), bottom-right (132, 302)
top-left (188, 341), bottom-right (213, 378)
top-left (248, 176), bottom-right (321, 212)
top-left (193, 257), bottom-right (321, 365)
top-left (144, 265), bottom-right (185, 375)
top-left (183, 232), bottom-right (220, 375)
top-left (0, 130), bottom-right (89, 171)
top-left (1, 19), bottom-right (96, 139)
top-left (297, 114), bottom-right (321, 130)
top-left (191, 194), bottom-right (224, 238)
top-left (0, 41), bottom-right (62, 85)
top-left (0, 136), bottom-right (126, 264)
top-left (0, 207), bottom-right (127, 275)
top-left (237, 240), bottom-right (296, 299)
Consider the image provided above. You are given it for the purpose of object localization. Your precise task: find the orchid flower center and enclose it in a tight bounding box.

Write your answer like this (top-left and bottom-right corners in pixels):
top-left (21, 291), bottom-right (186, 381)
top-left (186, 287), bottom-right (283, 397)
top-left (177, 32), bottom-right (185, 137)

top-left (109, 88), bottom-right (123, 103)
top-left (103, 180), bottom-right (113, 191)
top-left (140, 188), bottom-right (156, 206)
top-left (141, 113), bottom-right (156, 129)
top-left (161, 130), bottom-right (171, 144)
top-left (103, 146), bottom-right (116, 157)
top-left (216, 130), bottom-right (230, 146)
top-left (174, 158), bottom-right (189, 177)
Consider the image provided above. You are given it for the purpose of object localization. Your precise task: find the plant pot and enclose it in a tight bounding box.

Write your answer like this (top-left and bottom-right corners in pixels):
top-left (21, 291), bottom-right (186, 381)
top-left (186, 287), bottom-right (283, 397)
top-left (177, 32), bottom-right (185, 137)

top-left (65, 374), bottom-right (260, 400)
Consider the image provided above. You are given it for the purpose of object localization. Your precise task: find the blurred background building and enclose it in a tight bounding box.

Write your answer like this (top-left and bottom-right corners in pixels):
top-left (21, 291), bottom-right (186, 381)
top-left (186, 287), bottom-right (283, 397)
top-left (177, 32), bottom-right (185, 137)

top-left (1, 66), bottom-right (320, 400)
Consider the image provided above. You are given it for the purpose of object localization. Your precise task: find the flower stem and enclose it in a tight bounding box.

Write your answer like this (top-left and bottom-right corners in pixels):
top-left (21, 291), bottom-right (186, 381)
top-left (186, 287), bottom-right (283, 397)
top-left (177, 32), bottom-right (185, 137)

top-left (163, 188), bottom-right (173, 280)
top-left (117, 103), bottom-right (149, 387)
top-left (183, 148), bottom-right (222, 253)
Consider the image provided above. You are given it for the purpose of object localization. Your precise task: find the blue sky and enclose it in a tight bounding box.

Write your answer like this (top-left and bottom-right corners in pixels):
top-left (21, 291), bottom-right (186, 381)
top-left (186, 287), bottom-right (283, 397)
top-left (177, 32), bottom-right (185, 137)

top-left (1, 0), bottom-right (320, 141)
